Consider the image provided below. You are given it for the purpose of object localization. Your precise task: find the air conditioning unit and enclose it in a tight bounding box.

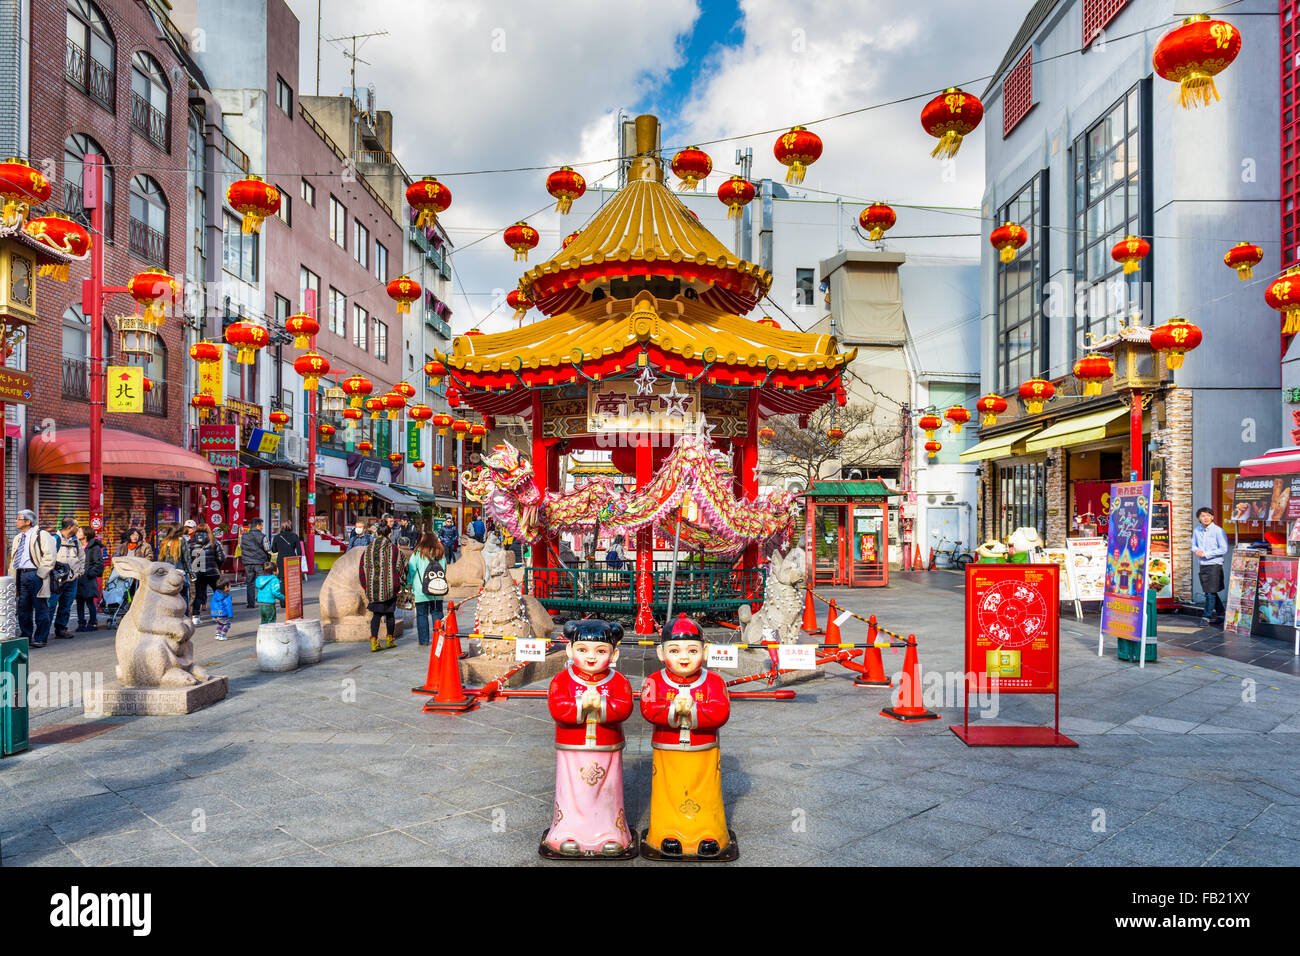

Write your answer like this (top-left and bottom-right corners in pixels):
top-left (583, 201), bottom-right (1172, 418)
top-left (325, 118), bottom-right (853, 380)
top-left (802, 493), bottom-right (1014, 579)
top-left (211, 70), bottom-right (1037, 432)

top-left (927, 495), bottom-right (937, 505)
top-left (945, 495), bottom-right (955, 503)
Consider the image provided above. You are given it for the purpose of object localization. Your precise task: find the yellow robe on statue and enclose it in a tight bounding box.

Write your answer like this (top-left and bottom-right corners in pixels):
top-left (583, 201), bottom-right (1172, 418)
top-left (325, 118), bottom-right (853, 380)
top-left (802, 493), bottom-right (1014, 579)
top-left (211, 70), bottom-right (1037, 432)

top-left (647, 746), bottom-right (729, 854)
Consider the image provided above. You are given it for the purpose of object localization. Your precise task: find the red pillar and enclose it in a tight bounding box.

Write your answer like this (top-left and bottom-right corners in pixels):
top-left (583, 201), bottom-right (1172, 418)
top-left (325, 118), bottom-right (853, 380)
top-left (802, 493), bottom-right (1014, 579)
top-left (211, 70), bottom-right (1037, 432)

top-left (84, 155), bottom-right (107, 539)
top-left (635, 432), bottom-right (655, 635)
top-left (1129, 388), bottom-right (1144, 481)
top-left (304, 288), bottom-right (317, 574)
top-left (530, 391), bottom-right (550, 597)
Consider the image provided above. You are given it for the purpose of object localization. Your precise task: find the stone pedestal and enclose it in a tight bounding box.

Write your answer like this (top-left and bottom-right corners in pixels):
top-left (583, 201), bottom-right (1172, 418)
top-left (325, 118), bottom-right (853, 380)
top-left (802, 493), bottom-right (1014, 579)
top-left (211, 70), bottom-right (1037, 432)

top-left (84, 677), bottom-right (229, 716)
top-left (460, 646), bottom-right (568, 689)
top-left (323, 615), bottom-right (408, 642)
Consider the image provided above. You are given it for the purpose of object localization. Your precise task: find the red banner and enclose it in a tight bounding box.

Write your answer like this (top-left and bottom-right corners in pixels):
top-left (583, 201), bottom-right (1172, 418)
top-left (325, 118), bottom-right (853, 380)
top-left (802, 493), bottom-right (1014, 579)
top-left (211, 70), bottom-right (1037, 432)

top-left (227, 467), bottom-right (248, 531)
top-left (965, 563), bottom-right (1060, 694)
top-left (200, 482), bottom-right (225, 536)
top-left (1072, 480), bottom-right (1111, 533)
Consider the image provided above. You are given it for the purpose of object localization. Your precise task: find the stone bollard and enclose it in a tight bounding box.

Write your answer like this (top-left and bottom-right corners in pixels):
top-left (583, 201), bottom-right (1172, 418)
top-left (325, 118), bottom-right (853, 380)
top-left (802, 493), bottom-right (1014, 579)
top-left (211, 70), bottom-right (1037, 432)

top-left (256, 622), bottom-right (300, 672)
top-left (293, 618), bottom-right (324, 665)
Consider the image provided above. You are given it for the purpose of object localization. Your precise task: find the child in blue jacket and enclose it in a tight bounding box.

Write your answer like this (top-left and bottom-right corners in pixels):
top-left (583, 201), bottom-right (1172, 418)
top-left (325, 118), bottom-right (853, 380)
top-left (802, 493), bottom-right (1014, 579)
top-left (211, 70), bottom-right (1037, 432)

top-left (255, 562), bottom-right (285, 625)
top-left (210, 576), bottom-right (234, 640)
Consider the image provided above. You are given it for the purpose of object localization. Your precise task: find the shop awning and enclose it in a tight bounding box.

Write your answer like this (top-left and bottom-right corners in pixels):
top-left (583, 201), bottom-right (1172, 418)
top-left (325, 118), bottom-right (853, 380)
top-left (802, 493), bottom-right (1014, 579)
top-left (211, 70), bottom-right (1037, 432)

top-left (27, 427), bottom-right (218, 484)
top-left (958, 426), bottom-right (1040, 463)
top-left (316, 475), bottom-right (380, 493)
top-left (372, 484), bottom-right (424, 510)
top-left (1022, 407), bottom-right (1128, 454)
top-left (390, 483), bottom-right (437, 503)
top-left (1239, 447), bottom-right (1300, 477)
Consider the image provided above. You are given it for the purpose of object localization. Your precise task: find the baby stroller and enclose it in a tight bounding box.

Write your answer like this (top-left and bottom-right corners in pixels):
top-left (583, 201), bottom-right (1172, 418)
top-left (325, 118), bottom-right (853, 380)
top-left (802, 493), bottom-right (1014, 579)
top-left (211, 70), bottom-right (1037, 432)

top-left (101, 569), bottom-right (133, 627)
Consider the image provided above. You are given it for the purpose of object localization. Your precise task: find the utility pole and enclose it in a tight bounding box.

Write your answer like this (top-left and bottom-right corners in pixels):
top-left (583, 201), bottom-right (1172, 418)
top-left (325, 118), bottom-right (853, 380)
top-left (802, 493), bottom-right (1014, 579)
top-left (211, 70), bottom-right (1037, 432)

top-left (734, 147), bottom-right (752, 260)
top-left (900, 402), bottom-right (913, 571)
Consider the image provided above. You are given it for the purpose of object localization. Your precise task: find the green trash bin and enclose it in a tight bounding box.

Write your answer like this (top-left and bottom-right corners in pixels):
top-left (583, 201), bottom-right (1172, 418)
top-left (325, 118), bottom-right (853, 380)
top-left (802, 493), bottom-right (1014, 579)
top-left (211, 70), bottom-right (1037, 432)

top-left (1, 636), bottom-right (28, 756)
top-left (1117, 589), bottom-right (1158, 663)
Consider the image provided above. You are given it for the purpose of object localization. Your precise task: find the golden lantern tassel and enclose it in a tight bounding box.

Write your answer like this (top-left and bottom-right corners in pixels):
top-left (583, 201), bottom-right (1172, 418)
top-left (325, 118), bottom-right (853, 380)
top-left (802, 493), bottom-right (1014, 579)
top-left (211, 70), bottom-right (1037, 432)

top-left (930, 131), bottom-right (963, 160)
top-left (1286, 310), bottom-right (1300, 336)
top-left (1122, 260), bottom-right (1141, 275)
top-left (727, 202), bottom-right (743, 220)
top-left (513, 306), bottom-right (528, 321)
top-left (416, 209), bottom-right (436, 229)
top-left (292, 333), bottom-right (309, 348)
top-left (1084, 381), bottom-right (1102, 397)
top-left (1236, 265), bottom-right (1253, 280)
top-left (950, 421), bottom-right (962, 435)
top-left (303, 375), bottom-right (320, 391)
top-left (678, 176), bottom-right (699, 192)
top-left (237, 347), bottom-right (254, 364)
top-left (395, 300), bottom-right (411, 315)
top-left (999, 246), bottom-right (1017, 264)
top-left (1174, 72), bottom-right (1220, 110)
top-left (241, 211), bottom-right (265, 235)
top-left (784, 161), bottom-right (806, 185)
top-left (514, 249), bottom-right (528, 262)
top-left (869, 226), bottom-right (884, 241)
top-left (1165, 353), bottom-right (1185, 370)
top-left (980, 412), bottom-right (995, 426)
top-left (38, 262), bottom-right (70, 282)
top-left (553, 196), bottom-right (572, 215)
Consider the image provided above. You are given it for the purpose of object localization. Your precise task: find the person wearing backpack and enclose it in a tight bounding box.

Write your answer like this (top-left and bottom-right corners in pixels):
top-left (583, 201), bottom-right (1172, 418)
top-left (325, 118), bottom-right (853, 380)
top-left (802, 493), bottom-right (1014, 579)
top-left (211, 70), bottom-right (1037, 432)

top-left (405, 533), bottom-right (447, 647)
top-left (75, 525), bottom-right (105, 632)
top-left (188, 523), bottom-right (226, 626)
top-left (48, 518), bottom-right (85, 640)
top-left (11, 510), bottom-right (57, 647)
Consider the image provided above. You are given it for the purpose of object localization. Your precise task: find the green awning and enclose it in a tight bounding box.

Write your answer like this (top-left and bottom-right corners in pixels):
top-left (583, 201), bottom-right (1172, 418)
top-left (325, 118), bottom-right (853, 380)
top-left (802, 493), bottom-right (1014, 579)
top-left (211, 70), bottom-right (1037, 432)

top-left (958, 426), bottom-right (1040, 463)
top-left (389, 483), bottom-right (438, 503)
top-left (1022, 407), bottom-right (1127, 453)
top-left (807, 479), bottom-right (901, 499)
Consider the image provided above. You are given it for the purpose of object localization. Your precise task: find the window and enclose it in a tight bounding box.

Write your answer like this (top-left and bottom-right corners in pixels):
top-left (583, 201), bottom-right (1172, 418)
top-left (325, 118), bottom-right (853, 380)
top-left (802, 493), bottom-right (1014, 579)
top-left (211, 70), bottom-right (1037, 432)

top-left (279, 388), bottom-right (294, 427)
top-left (996, 171), bottom-right (1047, 393)
top-left (187, 113), bottom-right (205, 278)
top-left (1072, 83), bottom-right (1145, 356)
top-left (128, 174), bottom-right (168, 266)
top-left (65, 0), bottom-right (115, 111)
top-left (353, 220), bottom-right (369, 268)
top-left (60, 305), bottom-right (111, 401)
top-left (274, 294), bottom-right (291, 326)
top-left (222, 211), bottom-right (258, 282)
top-left (328, 287), bottom-right (346, 337)
top-left (329, 196), bottom-right (346, 248)
top-left (353, 304), bottom-right (369, 351)
top-left (926, 383), bottom-right (980, 463)
top-left (1002, 48), bottom-right (1033, 137)
top-left (63, 133), bottom-right (113, 241)
top-left (375, 241), bottom-right (388, 281)
top-left (130, 51), bottom-right (169, 151)
top-left (1082, 0), bottom-right (1129, 48)
top-left (374, 320), bottom-right (388, 362)
top-left (997, 462), bottom-right (1047, 542)
top-left (795, 268), bottom-right (814, 306)
top-left (276, 188), bottom-right (291, 226)
top-left (275, 75), bottom-right (293, 116)
top-left (299, 266), bottom-right (320, 313)
top-left (300, 178), bottom-right (315, 207)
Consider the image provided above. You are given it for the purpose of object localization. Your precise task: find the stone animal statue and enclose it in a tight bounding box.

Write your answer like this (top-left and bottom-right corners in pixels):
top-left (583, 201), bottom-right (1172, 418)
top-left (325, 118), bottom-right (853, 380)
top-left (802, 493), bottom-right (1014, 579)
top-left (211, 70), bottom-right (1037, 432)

top-left (481, 532), bottom-right (503, 586)
top-left (111, 555), bottom-right (210, 687)
top-left (474, 547), bottom-right (550, 659)
top-left (737, 548), bottom-right (806, 646)
top-left (446, 536), bottom-right (486, 600)
top-left (319, 545), bottom-right (406, 642)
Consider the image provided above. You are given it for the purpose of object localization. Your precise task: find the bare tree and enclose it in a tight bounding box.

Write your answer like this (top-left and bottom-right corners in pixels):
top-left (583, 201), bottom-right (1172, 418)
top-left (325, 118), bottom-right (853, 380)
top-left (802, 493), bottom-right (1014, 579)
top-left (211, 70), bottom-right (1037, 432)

top-left (760, 401), bottom-right (902, 489)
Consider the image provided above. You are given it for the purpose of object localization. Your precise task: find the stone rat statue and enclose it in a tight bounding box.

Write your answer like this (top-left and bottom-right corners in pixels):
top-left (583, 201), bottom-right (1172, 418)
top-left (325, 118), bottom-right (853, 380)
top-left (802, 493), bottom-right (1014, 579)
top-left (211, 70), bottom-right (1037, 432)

top-left (738, 548), bottom-right (806, 646)
top-left (111, 554), bottom-right (211, 687)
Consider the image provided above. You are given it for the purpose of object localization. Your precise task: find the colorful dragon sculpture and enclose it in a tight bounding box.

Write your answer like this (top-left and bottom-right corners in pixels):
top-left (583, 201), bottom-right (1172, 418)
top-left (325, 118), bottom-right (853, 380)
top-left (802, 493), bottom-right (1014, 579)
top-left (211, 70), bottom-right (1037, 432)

top-left (460, 434), bottom-right (797, 556)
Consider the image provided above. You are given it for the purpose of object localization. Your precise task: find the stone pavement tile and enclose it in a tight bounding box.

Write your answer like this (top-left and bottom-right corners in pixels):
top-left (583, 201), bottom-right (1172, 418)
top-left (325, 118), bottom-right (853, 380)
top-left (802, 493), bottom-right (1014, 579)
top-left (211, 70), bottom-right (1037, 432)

top-left (7, 775), bottom-right (113, 804)
top-left (0, 822), bottom-right (63, 859)
top-left (962, 783), bottom-right (1061, 814)
top-left (1125, 715), bottom-right (1199, 734)
top-left (250, 794), bottom-right (348, 825)
top-left (226, 777), bottom-right (314, 810)
top-left (364, 795), bottom-right (467, 830)
top-left (1094, 767), bottom-right (1193, 794)
top-left (437, 779), bottom-right (533, 811)
top-left (1093, 813), bottom-right (1236, 866)
top-left (1208, 830), bottom-right (1300, 866)
top-left (1, 846), bottom-right (86, 867)
top-left (934, 851), bottom-right (1002, 866)
top-left (113, 845), bottom-right (213, 866)
top-left (278, 811), bottom-right (392, 848)
top-left (723, 827), bottom-right (823, 866)
top-left (480, 795), bottom-right (551, 834)
top-left (321, 830), bottom-right (431, 866)
top-left (66, 823), bottom-right (187, 865)
top-left (831, 831), bottom-right (953, 866)
top-left (1245, 804), bottom-right (1300, 840)
top-left (441, 828), bottom-right (549, 867)
top-left (818, 798), bottom-right (923, 835)
top-left (724, 799), bottom-right (793, 831)
top-left (1000, 766), bottom-right (1107, 795)
top-left (254, 850), bottom-right (340, 866)
top-left (404, 811), bottom-right (497, 850)
top-left (117, 780), bottom-right (241, 824)
top-left (1057, 717), bottom-right (1120, 735)
top-left (1008, 797), bottom-right (1142, 851)
top-left (880, 814), bottom-right (994, 852)
top-left (326, 781), bottom-right (410, 809)
top-left (193, 833), bottom-right (317, 866)
top-left (277, 764), bottom-right (378, 793)
top-left (33, 794), bottom-right (151, 844)
top-left (196, 764), bottom-right (288, 794)
top-left (928, 799), bottom-right (1022, 829)
top-left (965, 832), bottom-right (1082, 865)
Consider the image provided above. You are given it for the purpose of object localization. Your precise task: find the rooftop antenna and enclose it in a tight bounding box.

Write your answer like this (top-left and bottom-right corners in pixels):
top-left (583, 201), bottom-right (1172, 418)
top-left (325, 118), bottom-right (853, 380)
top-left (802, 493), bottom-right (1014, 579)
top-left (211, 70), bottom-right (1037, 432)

top-left (324, 30), bottom-right (387, 154)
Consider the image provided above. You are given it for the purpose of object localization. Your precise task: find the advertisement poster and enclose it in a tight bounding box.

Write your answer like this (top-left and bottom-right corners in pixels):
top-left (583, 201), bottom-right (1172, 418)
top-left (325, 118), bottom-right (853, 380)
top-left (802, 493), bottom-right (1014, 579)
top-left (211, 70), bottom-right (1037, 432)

top-left (1072, 480), bottom-right (1112, 536)
top-left (283, 563), bottom-right (303, 622)
top-left (965, 564), bottom-right (1059, 694)
top-left (199, 484), bottom-right (224, 537)
top-left (1215, 468), bottom-right (1241, 536)
top-left (1148, 500), bottom-right (1173, 605)
top-left (1039, 547), bottom-right (1075, 601)
top-left (1254, 558), bottom-right (1298, 635)
top-left (1101, 481), bottom-right (1153, 643)
top-left (227, 468), bottom-right (248, 531)
top-left (1224, 550), bottom-right (1262, 637)
top-left (1065, 537), bottom-right (1108, 601)
top-left (1232, 476), bottom-right (1285, 523)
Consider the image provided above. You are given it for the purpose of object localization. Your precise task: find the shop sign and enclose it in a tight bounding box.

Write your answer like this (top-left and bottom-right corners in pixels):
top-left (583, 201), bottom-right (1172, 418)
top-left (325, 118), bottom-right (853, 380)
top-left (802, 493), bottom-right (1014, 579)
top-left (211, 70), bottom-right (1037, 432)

top-left (198, 424), bottom-right (238, 453)
top-left (246, 427), bottom-right (281, 456)
top-left (1231, 476), bottom-right (1289, 523)
top-left (0, 368), bottom-right (33, 404)
top-left (1100, 481), bottom-right (1153, 646)
top-left (106, 366), bottom-right (143, 414)
top-left (1225, 550), bottom-right (1262, 637)
top-left (1148, 501), bottom-right (1173, 604)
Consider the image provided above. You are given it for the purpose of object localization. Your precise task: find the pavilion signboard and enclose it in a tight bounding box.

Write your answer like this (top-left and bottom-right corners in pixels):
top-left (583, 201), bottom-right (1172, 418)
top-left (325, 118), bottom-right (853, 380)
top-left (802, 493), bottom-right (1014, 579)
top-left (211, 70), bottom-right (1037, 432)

top-left (587, 380), bottom-right (701, 434)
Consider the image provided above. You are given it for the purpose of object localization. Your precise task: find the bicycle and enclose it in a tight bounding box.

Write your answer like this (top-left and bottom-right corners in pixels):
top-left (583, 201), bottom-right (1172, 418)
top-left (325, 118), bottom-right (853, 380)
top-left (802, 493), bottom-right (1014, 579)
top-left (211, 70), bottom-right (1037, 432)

top-left (928, 536), bottom-right (975, 570)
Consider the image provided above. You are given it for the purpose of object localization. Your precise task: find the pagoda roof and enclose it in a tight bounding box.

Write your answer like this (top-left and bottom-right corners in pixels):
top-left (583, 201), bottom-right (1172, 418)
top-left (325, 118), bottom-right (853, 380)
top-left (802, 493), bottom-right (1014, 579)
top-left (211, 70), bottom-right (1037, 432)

top-left (518, 179), bottom-right (772, 317)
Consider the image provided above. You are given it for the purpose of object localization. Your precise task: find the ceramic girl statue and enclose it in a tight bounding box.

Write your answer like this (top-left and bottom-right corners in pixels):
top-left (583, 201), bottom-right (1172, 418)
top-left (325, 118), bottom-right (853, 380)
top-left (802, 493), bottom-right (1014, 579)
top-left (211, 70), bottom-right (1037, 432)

top-left (640, 613), bottom-right (737, 861)
top-left (540, 619), bottom-right (636, 860)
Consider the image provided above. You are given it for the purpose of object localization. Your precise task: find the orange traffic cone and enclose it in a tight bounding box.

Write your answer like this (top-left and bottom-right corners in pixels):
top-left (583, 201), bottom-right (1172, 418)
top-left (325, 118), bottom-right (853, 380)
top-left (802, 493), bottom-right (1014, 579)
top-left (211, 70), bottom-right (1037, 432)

top-left (854, 614), bottom-right (892, 688)
top-left (411, 620), bottom-right (445, 696)
top-left (880, 635), bottom-right (938, 721)
top-left (801, 589), bottom-right (823, 635)
top-left (913, 542), bottom-right (923, 571)
top-left (825, 599), bottom-right (842, 646)
top-left (422, 632), bottom-right (480, 714)
top-left (445, 600), bottom-right (460, 637)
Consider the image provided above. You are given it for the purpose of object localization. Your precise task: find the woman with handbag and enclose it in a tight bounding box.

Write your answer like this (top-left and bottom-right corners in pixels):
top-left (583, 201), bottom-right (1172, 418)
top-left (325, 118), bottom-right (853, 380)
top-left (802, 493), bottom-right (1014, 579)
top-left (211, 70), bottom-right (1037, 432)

top-left (358, 523), bottom-right (405, 652)
top-left (405, 533), bottom-right (447, 647)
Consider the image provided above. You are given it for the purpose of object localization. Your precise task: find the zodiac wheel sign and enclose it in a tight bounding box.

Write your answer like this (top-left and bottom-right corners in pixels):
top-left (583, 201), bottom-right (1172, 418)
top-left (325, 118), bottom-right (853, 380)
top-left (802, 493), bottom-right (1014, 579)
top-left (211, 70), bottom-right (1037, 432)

top-left (977, 579), bottom-right (1048, 649)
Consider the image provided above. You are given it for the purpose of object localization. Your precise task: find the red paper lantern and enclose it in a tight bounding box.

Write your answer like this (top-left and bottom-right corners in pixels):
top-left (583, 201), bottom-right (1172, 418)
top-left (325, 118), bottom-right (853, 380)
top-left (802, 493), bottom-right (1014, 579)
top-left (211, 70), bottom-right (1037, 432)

top-left (506, 289), bottom-right (533, 320)
top-left (718, 175), bottom-right (756, 220)
top-left (921, 87), bottom-right (984, 159)
top-left (858, 202), bottom-right (896, 242)
top-left (917, 413), bottom-right (943, 439)
top-left (330, 489), bottom-right (346, 506)
top-left (346, 491), bottom-right (360, 505)
top-left (756, 317), bottom-right (781, 328)
top-left (1073, 353), bottom-right (1115, 396)
top-left (1110, 235), bottom-right (1150, 275)
top-left (191, 393), bottom-right (216, 409)
top-left (826, 426), bottom-right (845, 444)
top-left (128, 268), bottom-right (176, 325)
top-left (141, 377), bottom-right (153, 394)
top-left (226, 175), bottom-right (280, 234)
top-left (319, 423), bottom-right (336, 442)
top-left (451, 419), bottom-right (471, 439)
top-left (269, 410), bottom-right (290, 433)
top-left (976, 392), bottom-right (1008, 426)
top-left (773, 126), bottom-right (822, 185)
top-left (1267, 266), bottom-right (1300, 334)
top-left (0, 158), bottom-right (51, 226)
top-left (381, 391), bottom-right (407, 420)
top-left (1224, 241), bottom-right (1263, 280)
top-left (1152, 15), bottom-right (1241, 110)
top-left (924, 440), bottom-right (942, 459)
top-left (990, 222), bottom-right (1029, 264)
top-left (1018, 377), bottom-right (1055, 415)
top-left (1149, 317), bottom-right (1203, 369)
top-left (357, 440), bottom-right (374, 455)
top-left (189, 340), bottom-right (221, 366)
top-left (386, 276), bottom-right (421, 315)
top-left (670, 147), bottom-right (712, 191)
top-left (409, 404), bottom-right (433, 429)
top-left (284, 312), bottom-right (319, 348)
top-left (393, 381), bottom-right (416, 401)
top-left (944, 406), bottom-right (971, 434)
top-left (432, 413), bottom-right (453, 435)
top-left (423, 359), bottom-right (445, 386)
top-left (22, 212), bottom-right (90, 281)
top-left (364, 396), bottom-right (386, 420)
top-left (504, 221), bottom-right (539, 262)
top-left (546, 166), bottom-right (586, 214)
top-left (341, 407), bottom-right (363, 423)
top-left (469, 423), bottom-right (487, 443)
top-left (407, 176), bottom-right (452, 228)
top-left (758, 426), bottom-right (775, 445)
top-left (388, 452), bottom-right (403, 466)
top-left (224, 319), bottom-right (269, 365)
top-left (341, 373), bottom-right (373, 408)
top-left (412, 459), bottom-right (425, 471)
top-left (293, 352), bottom-right (330, 391)
top-left (562, 231), bottom-right (581, 249)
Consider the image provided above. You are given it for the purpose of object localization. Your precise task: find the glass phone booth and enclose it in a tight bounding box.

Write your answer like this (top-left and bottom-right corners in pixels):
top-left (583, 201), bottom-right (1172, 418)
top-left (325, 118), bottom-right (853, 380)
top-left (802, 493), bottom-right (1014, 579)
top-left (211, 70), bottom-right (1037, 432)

top-left (803, 480), bottom-right (899, 588)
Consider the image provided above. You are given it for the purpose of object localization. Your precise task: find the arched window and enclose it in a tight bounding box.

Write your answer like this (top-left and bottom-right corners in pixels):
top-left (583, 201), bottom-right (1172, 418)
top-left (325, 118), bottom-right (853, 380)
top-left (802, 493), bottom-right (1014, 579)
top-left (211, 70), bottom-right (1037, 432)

top-left (128, 174), bottom-right (167, 266)
top-left (65, 0), bottom-right (115, 111)
top-left (60, 305), bottom-right (113, 401)
top-left (63, 133), bottom-right (114, 242)
top-left (130, 50), bottom-right (169, 151)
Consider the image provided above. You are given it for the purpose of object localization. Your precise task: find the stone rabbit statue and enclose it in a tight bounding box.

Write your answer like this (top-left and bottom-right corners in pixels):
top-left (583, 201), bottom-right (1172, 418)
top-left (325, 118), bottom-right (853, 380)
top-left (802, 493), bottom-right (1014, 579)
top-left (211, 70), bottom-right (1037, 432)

top-left (738, 548), bottom-right (806, 646)
top-left (111, 554), bottom-right (211, 687)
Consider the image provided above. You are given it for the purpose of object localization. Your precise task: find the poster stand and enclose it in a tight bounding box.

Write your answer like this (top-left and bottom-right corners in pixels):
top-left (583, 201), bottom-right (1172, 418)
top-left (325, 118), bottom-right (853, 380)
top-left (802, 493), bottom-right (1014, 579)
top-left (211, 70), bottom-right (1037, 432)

top-left (951, 564), bottom-right (1077, 748)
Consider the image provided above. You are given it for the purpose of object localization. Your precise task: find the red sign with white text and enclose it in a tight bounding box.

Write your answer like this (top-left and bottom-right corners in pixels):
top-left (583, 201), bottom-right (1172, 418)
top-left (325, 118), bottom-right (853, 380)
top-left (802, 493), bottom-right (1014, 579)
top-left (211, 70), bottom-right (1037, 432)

top-left (965, 563), bottom-right (1060, 694)
top-left (227, 467), bottom-right (248, 530)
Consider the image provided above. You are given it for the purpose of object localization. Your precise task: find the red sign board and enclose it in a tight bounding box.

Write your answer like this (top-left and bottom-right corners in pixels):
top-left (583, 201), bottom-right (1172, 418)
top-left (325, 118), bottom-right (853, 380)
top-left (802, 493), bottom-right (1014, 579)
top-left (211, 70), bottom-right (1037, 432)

top-left (283, 563), bottom-right (303, 622)
top-left (964, 563), bottom-right (1060, 694)
top-left (198, 424), bottom-right (238, 452)
top-left (0, 368), bottom-right (34, 405)
top-left (227, 467), bottom-right (248, 530)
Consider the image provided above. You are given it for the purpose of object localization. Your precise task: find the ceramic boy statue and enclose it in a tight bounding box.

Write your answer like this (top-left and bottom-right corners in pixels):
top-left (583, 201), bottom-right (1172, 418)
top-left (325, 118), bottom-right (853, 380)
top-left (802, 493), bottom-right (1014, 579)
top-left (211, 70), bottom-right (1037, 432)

top-left (640, 613), bottom-right (736, 861)
top-left (541, 619), bottom-right (636, 859)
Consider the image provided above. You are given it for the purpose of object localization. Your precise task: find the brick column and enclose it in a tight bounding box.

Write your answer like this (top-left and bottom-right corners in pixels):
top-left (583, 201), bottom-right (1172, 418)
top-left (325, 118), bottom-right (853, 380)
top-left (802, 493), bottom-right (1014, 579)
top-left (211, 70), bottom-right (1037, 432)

top-left (1046, 459), bottom-right (1067, 544)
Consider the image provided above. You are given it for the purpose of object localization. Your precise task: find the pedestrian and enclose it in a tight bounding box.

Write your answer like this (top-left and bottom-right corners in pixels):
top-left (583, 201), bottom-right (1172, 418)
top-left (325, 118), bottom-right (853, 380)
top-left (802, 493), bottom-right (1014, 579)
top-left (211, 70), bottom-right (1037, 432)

top-left (1192, 506), bottom-right (1228, 625)
top-left (75, 525), bottom-right (105, 632)
top-left (48, 518), bottom-right (84, 640)
top-left (210, 575), bottom-right (234, 640)
top-left (271, 521), bottom-right (303, 606)
top-left (188, 523), bottom-right (226, 625)
top-left (405, 533), bottom-right (446, 646)
top-left (346, 520), bottom-right (372, 551)
top-left (359, 523), bottom-right (404, 652)
top-left (253, 561), bottom-right (284, 625)
top-left (115, 527), bottom-right (154, 562)
top-left (10, 510), bottom-right (57, 647)
top-left (239, 518), bottom-right (270, 609)
top-left (156, 525), bottom-right (193, 616)
top-left (470, 511), bottom-right (486, 543)
top-left (397, 515), bottom-right (420, 549)
top-left (438, 517), bottom-right (459, 564)
top-left (605, 533), bottom-right (626, 570)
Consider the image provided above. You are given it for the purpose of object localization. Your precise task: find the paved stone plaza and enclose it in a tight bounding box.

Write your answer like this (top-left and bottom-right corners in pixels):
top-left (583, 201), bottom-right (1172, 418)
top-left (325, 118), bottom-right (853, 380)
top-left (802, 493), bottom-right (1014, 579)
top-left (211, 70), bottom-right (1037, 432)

top-left (2, 574), bottom-right (1299, 867)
